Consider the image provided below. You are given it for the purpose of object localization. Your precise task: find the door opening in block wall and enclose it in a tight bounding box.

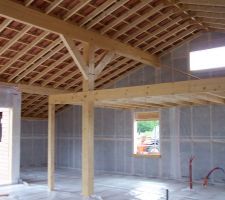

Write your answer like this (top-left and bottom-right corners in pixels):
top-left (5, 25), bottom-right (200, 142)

top-left (0, 108), bottom-right (12, 185)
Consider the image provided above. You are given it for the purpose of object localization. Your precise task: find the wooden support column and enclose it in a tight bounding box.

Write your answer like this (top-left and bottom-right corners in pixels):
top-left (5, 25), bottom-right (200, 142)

top-left (82, 96), bottom-right (94, 197)
top-left (48, 103), bottom-right (55, 191)
top-left (82, 43), bottom-right (95, 197)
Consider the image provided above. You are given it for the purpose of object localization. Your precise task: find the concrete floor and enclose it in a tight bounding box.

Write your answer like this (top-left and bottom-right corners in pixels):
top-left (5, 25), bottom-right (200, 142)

top-left (0, 168), bottom-right (224, 200)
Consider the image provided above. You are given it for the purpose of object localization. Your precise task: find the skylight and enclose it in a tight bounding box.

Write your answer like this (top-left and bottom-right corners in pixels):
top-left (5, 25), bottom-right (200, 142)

top-left (190, 46), bottom-right (225, 71)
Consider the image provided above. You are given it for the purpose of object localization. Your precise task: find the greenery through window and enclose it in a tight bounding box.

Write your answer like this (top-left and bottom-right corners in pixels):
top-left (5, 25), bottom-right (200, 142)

top-left (133, 112), bottom-right (160, 156)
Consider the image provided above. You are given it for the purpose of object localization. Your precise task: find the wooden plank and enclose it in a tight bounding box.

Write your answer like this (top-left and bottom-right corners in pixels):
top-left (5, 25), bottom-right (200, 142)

top-left (179, 0), bottom-right (225, 7)
top-left (151, 26), bottom-right (198, 54)
top-left (25, 0), bottom-right (34, 6)
top-left (133, 16), bottom-right (183, 47)
top-left (85, 0), bottom-right (129, 30)
top-left (0, 19), bottom-right (12, 32)
top-left (194, 11), bottom-right (225, 20)
top-left (0, 0), bottom-right (159, 67)
top-left (111, 4), bottom-right (165, 39)
top-left (100, 1), bottom-right (150, 34)
top-left (48, 103), bottom-right (55, 191)
top-left (0, 25), bottom-right (31, 55)
top-left (45, 0), bottom-right (63, 14)
top-left (15, 42), bottom-right (64, 83)
top-left (2, 31), bottom-right (49, 77)
top-left (49, 77), bottom-right (225, 105)
top-left (63, 0), bottom-right (91, 21)
top-left (144, 21), bottom-right (192, 51)
top-left (41, 62), bottom-right (75, 87)
top-left (183, 4), bottom-right (225, 13)
top-left (123, 11), bottom-right (173, 43)
top-left (80, 0), bottom-right (116, 26)
top-left (28, 53), bottom-right (71, 85)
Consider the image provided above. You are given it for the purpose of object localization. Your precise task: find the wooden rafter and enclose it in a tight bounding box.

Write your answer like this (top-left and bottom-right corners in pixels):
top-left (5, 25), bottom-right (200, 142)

top-left (0, 0), bottom-right (159, 67)
top-left (1, 31), bottom-right (49, 76)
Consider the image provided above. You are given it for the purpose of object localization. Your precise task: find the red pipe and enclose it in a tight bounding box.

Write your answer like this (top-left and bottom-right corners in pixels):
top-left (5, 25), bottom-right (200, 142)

top-left (189, 156), bottom-right (195, 189)
top-left (203, 167), bottom-right (225, 187)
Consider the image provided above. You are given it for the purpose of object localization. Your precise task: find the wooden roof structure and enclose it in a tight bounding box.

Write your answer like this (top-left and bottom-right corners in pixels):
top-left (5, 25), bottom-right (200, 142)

top-left (0, 0), bottom-right (224, 118)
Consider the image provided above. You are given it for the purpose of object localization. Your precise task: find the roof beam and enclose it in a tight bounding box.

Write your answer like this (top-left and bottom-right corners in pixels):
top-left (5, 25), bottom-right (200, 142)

top-left (60, 35), bottom-right (89, 80)
top-left (0, 0), bottom-right (159, 68)
top-left (179, 0), bottom-right (225, 7)
top-left (0, 81), bottom-right (70, 95)
top-left (94, 51), bottom-right (115, 79)
top-left (49, 77), bottom-right (225, 105)
top-left (45, 0), bottom-right (63, 14)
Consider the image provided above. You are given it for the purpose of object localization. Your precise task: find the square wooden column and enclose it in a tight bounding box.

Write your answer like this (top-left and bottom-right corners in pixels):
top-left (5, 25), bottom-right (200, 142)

top-left (48, 103), bottom-right (55, 190)
top-left (82, 96), bottom-right (94, 197)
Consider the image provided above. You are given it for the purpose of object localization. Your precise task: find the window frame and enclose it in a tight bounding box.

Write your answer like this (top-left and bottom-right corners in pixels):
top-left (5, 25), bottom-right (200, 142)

top-left (132, 111), bottom-right (161, 158)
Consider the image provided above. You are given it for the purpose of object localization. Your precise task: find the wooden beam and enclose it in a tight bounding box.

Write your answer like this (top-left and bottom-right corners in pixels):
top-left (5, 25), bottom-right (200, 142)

top-left (45, 0), bottom-right (63, 14)
top-left (123, 11), bottom-right (173, 44)
top-left (41, 63), bottom-right (75, 87)
top-left (133, 16), bottom-right (183, 47)
top-left (2, 31), bottom-right (49, 77)
top-left (111, 3), bottom-right (165, 40)
top-left (48, 103), bottom-right (55, 191)
top-left (0, 0), bottom-right (159, 67)
top-left (0, 25), bottom-right (31, 55)
top-left (28, 53), bottom-right (71, 85)
top-left (82, 98), bottom-right (94, 197)
top-left (151, 26), bottom-right (198, 54)
top-left (85, 0), bottom-right (129, 30)
top-left (179, 0), bottom-right (225, 7)
top-left (100, 1), bottom-right (150, 34)
top-left (63, 0), bottom-right (91, 21)
top-left (61, 35), bottom-right (88, 79)
top-left (49, 77), bottom-right (225, 105)
top-left (94, 51), bottom-right (115, 79)
top-left (194, 11), bottom-right (225, 20)
top-left (0, 19), bottom-right (11, 31)
top-left (80, 0), bottom-right (116, 27)
top-left (183, 4), bottom-right (225, 13)
top-left (15, 42), bottom-right (64, 83)
top-left (0, 81), bottom-right (69, 95)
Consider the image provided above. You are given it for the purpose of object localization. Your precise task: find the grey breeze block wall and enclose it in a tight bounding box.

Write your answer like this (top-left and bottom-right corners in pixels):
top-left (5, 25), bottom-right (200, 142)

top-left (21, 32), bottom-right (225, 184)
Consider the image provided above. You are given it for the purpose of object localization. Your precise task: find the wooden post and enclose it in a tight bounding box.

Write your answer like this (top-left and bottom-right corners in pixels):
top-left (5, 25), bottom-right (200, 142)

top-left (82, 43), bottom-right (95, 197)
top-left (48, 103), bottom-right (55, 190)
top-left (82, 97), bottom-right (94, 197)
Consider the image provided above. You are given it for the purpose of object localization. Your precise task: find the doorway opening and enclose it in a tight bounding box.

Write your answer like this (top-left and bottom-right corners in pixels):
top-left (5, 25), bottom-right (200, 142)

top-left (0, 108), bottom-right (12, 185)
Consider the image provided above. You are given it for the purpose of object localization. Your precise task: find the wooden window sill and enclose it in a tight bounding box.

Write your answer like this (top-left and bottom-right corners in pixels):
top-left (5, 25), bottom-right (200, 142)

top-left (132, 154), bottom-right (161, 158)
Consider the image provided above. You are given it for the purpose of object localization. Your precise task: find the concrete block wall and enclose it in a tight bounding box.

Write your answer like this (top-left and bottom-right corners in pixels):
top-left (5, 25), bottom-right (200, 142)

top-left (20, 119), bottom-right (47, 168)
top-left (20, 32), bottom-right (225, 184)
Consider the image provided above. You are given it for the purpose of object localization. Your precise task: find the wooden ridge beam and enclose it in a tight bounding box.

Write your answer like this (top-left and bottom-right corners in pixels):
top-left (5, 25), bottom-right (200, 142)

top-left (0, 0), bottom-right (159, 67)
top-left (50, 77), bottom-right (225, 105)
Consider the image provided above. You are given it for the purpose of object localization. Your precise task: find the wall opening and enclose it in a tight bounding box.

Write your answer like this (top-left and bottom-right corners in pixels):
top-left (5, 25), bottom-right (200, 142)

top-left (190, 46), bottom-right (225, 71)
top-left (0, 108), bottom-right (12, 185)
top-left (133, 112), bottom-right (160, 157)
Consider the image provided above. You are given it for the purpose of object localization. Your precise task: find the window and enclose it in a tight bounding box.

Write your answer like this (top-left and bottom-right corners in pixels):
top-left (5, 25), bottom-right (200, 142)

top-left (190, 46), bottom-right (225, 71)
top-left (133, 112), bottom-right (160, 157)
